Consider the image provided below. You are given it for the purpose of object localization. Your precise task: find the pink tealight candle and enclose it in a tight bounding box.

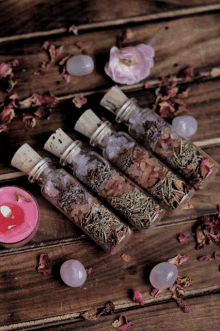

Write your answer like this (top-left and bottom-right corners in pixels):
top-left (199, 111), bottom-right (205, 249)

top-left (0, 186), bottom-right (39, 248)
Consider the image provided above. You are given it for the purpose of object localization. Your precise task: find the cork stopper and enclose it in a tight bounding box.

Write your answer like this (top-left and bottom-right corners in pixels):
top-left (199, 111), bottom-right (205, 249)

top-left (74, 109), bottom-right (102, 139)
top-left (11, 144), bottom-right (42, 175)
top-left (44, 128), bottom-right (74, 158)
top-left (100, 86), bottom-right (129, 113)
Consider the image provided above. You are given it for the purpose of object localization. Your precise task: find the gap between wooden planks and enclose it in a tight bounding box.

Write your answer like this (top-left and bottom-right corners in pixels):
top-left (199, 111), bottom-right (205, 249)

top-left (1, 3), bottom-right (220, 43)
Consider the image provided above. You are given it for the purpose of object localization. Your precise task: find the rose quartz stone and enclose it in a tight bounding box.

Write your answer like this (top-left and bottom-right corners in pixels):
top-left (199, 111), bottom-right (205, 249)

top-left (172, 116), bottom-right (197, 137)
top-left (60, 259), bottom-right (87, 287)
top-left (66, 55), bottom-right (94, 76)
top-left (149, 262), bottom-right (178, 289)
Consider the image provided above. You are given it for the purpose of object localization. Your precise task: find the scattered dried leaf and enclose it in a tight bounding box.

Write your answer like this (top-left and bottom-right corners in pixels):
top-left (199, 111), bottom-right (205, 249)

top-left (72, 95), bottom-right (88, 108)
top-left (121, 254), bottom-right (131, 262)
top-left (68, 25), bottom-right (78, 35)
top-left (198, 255), bottom-right (213, 261)
top-left (41, 41), bottom-right (63, 69)
top-left (130, 289), bottom-right (144, 305)
top-left (195, 213), bottom-right (220, 248)
top-left (183, 201), bottom-right (194, 210)
top-left (37, 253), bottom-right (52, 275)
top-left (22, 114), bottom-right (36, 128)
top-left (112, 315), bottom-right (134, 330)
top-left (178, 234), bottom-right (188, 244)
top-left (179, 66), bottom-right (195, 79)
top-left (213, 252), bottom-right (220, 259)
top-left (168, 253), bottom-right (189, 266)
top-left (178, 88), bottom-right (190, 98)
top-left (0, 60), bottom-right (19, 92)
top-left (170, 276), bottom-right (192, 313)
top-left (81, 301), bottom-right (115, 320)
top-left (86, 268), bottom-right (92, 277)
top-left (210, 67), bottom-right (220, 78)
top-left (34, 70), bottom-right (46, 76)
top-left (150, 288), bottom-right (160, 297)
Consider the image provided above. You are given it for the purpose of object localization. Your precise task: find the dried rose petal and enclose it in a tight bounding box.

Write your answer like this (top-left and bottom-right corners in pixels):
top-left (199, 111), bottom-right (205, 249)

top-left (41, 41), bottom-right (63, 69)
top-left (159, 101), bottom-right (175, 118)
top-left (86, 268), bottom-right (92, 276)
top-left (112, 315), bottom-right (134, 330)
top-left (82, 301), bottom-right (115, 320)
top-left (0, 124), bottom-right (9, 133)
top-left (144, 82), bottom-right (150, 88)
top-left (178, 88), bottom-right (190, 98)
top-left (198, 255), bottom-right (213, 261)
top-left (68, 25), bottom-right (78, 35)
top-left (183, 201), bottom-right (194, 209)
top-left (37, 253), bottom-right (52, 275)
top-left (196, 225), bottom-right (206, 249)
top-left (150, 288), bottom-right (160, 297)
top-left (7, 77), bottom-right (17, 93)
top-left (34, 70), bottom-right (46, 76)
top-left (0, 62), bottom-right (12, 79)
top-left (121, 254), bottom-right (131, 262)
top-left (168, 253), bottom-right (189, 266)
top-left (179, 66), bottom-right (195, 79)
top-left (0, 105), bottom-right (15, 125)
top-left (210, 67), bottom-right (220, 77)
top-left (72, 95), bottom-right (88, 108)
top-left (178, 234), bottom-right (188, 244)
top-left (23, 114), bottom-right (36, 128)
top-left (34, 106), bottom-right (51, 120)
top-left (200, 157), bottom-right (214, 179)
top-left (81, 308), bottom-right (99, 320)
top-left (166, 85), bottom-right (178, 97)
top-left (214, 252), bottom-right (220, 259)
top-left (130, 289), bottom-right (144, 305)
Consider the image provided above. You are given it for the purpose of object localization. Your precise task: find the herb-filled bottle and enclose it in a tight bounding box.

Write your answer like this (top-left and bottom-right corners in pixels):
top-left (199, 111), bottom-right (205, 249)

top-left (44, 128), bottom-right (165, 230)
top-left (100, 86), bottom-right (219, 189)
top-left (11, 144), bottom-right (132, 254)
top-left (74, 110), bottom-right (194, 211)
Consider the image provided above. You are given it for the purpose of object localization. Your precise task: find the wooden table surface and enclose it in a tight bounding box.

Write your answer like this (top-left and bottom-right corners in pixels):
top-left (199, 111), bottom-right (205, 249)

top-left (0, 1), bottom-right (220, 330)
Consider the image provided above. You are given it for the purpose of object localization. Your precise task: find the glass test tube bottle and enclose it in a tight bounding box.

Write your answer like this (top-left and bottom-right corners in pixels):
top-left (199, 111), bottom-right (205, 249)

top-left (74, 110), bottom-right (194, 211)
top-left (11, 144), bottom-right (132, 254)
top-left (44, 128), bottom-right (165, 230)
top-left (100, 86), bottom-right (219, 190)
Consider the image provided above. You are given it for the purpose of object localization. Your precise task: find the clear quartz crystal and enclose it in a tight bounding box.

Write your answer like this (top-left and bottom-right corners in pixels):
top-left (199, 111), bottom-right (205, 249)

top-left (60, 259), bottom-right (87, 287)
top-left (59, 141), bottom-right (165, 229)
top-left (90, 122), bottom-right (194, 211)
top-left (113, 97), bottom-right (219, 190)
top-left (26, 158), bottom-right (131, 254)
top-left (149, 262), bottom-right (178, 289)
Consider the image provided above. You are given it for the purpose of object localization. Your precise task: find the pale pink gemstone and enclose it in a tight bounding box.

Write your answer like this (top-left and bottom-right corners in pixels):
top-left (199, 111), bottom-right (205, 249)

top-left (60, 259), bottom-right (87, 287)
top-left (149, 262), bottom-right (178, 289)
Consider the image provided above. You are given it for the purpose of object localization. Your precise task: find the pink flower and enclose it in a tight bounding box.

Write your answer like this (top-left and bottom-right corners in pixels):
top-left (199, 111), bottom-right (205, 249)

top-left (105, 44), bottom-right (154, 85)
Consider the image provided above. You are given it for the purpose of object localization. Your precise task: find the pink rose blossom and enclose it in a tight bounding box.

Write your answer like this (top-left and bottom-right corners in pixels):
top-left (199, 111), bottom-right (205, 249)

top-left (105, 44), bottom-right (154, 85)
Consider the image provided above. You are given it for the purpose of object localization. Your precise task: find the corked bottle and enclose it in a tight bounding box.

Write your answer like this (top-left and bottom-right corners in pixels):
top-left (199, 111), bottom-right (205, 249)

top-left (44, 128), bottom-right (165, 230)
top-left (11, 144), bottom-right (132, 254)
top-left (100, 86), bottom-right (219, 189)
top-left (74, 110), bottom-right (194, 211)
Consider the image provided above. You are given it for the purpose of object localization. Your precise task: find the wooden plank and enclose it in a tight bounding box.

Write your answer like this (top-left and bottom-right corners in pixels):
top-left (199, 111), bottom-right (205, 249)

top-left (0, 219), bottom-right (220, 329)
top-left (1, 12), bottom-right (220, 101)
top-left (1, 1), bottom-right (220, 39)
top-left (0, 77), bottom-right (220, 179)
top-left (36, 292), bottom-right (220, 331)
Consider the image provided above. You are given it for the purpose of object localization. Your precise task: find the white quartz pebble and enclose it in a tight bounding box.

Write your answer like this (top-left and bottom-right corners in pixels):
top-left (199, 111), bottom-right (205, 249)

top-left (60, 259), bottom-right (87, 287)
top-left (172, 116), bottom-right (197, 137)
top-left (66, 55), bottom-right (94, 76)
top-left (149, 262), bottom-right (178, 289)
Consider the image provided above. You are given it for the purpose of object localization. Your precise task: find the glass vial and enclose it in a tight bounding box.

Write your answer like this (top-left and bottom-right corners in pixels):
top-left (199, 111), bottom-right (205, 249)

top-left (74, 110), bottom-right (194, 211)
top-left (11, 144), bottom-right (132, 254)
top-left (44, 128), bottom-right (166, 230)
top-left (100, 86), bottom-right (219, 190)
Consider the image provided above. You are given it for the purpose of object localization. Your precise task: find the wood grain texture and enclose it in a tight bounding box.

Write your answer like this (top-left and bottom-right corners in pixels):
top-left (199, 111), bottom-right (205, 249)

top-left (1, 12), bottom-right (220, 101)
top-left (0, 219), bottom-right (219, 329)
top-left (1, 1), bottom-right (220, 38)
top-left (37, 292), bottom-right (220, 331)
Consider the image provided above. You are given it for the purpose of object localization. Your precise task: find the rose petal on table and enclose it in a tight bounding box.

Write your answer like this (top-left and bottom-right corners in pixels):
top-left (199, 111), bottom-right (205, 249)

top-left (37, 253), bottom-right (52, 275)
top-left (130, 289), bottom-right (144, 305)
top-left (178, 233), bottom-right (188, 244)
